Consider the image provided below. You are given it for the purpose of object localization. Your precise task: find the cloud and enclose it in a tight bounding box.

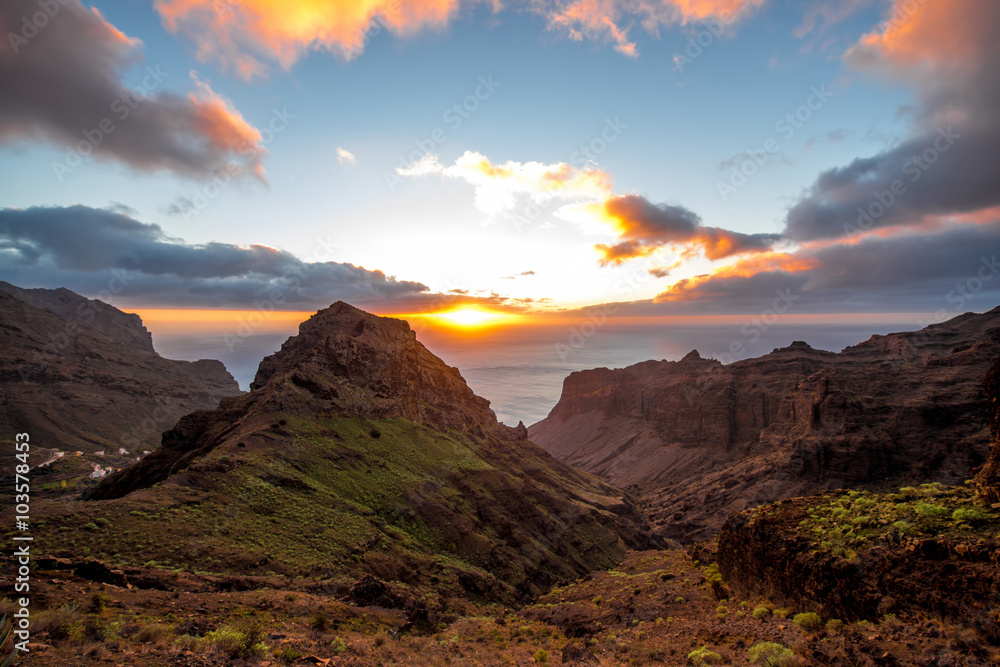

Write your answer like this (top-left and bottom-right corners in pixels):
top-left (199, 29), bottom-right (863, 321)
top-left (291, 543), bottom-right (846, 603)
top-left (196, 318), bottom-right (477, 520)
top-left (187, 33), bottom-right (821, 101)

top-left (592, 194), bottom-right (780, 264)
top-left (782, 0), bottom-right (1000, 242)
top-left (0, 205), bottom-right (431, 309)
top-left (155, 0), bottom-right (467, 79)
top-left (336, 146), bottom-right (357, 164)
top-left (0, 0), bottom-right (267, 182)
top-left (398, 151), bottom-right (614, 217)
top-left (154, 0), bottom-right (765, 77)
top-left (540, 0), bottom-right (765, 57)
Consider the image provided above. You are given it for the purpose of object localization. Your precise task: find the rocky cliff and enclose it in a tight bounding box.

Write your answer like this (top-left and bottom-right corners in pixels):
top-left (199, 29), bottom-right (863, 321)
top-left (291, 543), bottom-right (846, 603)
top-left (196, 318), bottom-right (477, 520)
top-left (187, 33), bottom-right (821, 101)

top-left (0, 282), bottom-right (241, 452)
top-left (530, 307), bottom-right (1000, 541)
top-left (81, 302), bottom-right (661, 603)
top-left (975, 357), bottom-right (1000, 503)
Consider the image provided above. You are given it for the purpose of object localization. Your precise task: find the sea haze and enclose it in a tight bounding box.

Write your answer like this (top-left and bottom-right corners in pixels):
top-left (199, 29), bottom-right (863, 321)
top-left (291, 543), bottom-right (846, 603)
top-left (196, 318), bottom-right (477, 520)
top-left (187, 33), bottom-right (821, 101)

top-left (148, 314), bottom-right (938, 427)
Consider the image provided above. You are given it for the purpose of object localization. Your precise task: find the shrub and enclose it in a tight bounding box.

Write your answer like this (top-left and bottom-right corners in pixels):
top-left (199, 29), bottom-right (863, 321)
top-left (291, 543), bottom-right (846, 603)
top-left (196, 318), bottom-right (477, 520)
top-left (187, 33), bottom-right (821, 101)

top-left (688, 645), bottom-right (723, 665)
top-left (134, 623), bottom-right (172, 645)
top-left (825, 619), bottom-right (844, 632)
top-left (952, 508), bottom-right (988, 524)
top-left (792, 612), bottom-right (823, 632)
top-left (752, 606), bottom-right (771, 620)
top-left (83, 522), bottom-right (99, 532)
top-left (331, 637), bottom-right (348, 653)
top-left (915, 502), bottom-right (949, 519)
top-left (533, 648), bottom-right (549, 663)
top-left (88, 592), bottom-right (109, 614)
top-left (748, 641), bottom-right (795, 666)
top-left (773, 608), bottom-right (793, 619)
top-left (309, 614), bottom-right (327, 632)
top-left (591, 595), bottom-right (603, 605)
top-left (205, 617), bottom-right (267, 659)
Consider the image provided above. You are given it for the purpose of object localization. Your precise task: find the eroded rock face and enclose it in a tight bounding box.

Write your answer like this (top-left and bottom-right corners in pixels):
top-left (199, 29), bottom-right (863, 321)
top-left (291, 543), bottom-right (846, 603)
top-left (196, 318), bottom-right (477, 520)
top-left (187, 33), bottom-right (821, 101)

top-left (975, 358), bottom-right (1000, 504)
top-left (0, 283), bottom-right (241, 452)
top-left (530, 307), bottom-right (1000, 540)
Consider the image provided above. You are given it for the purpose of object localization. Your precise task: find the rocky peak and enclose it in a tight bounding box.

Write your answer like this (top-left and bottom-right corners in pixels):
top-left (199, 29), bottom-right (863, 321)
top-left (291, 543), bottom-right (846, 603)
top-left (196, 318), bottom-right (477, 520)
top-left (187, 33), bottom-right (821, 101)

top-left (247, 301), bottom-right (497, 434)
top-left (680, 350), bottom-right (703, 363)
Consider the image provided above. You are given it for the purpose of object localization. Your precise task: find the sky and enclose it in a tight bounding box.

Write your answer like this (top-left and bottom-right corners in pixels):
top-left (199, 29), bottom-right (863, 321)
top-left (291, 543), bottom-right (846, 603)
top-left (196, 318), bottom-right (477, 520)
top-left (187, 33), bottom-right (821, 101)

top-left (2, 0), bottom-right (1000, 330)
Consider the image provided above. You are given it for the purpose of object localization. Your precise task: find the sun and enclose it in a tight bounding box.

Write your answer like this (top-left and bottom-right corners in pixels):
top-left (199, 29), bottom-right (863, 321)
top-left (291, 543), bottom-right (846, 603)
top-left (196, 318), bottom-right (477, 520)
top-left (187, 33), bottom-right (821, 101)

top-left (409, 306), bottom-right (520, 329)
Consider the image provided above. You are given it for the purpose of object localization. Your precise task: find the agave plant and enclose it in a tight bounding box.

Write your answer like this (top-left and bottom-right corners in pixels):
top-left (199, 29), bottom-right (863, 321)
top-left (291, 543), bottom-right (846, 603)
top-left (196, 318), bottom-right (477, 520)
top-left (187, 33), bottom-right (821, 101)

top-left (0, 613), bottom-right (19, 666)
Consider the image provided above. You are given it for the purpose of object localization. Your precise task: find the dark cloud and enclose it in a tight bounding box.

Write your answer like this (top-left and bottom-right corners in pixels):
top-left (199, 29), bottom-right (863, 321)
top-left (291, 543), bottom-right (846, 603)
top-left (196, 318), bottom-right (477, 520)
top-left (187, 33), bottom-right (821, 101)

top-left (0, 205), bottom-right (430, 309)
top-left (597, 194), bottom-right (780, 264)
top-left (653, 221), bottom-right (1000, 313)
top-left (0, 0), bottom-right (265, 181)
top-left (783, 1), bottom-right (1000, 241)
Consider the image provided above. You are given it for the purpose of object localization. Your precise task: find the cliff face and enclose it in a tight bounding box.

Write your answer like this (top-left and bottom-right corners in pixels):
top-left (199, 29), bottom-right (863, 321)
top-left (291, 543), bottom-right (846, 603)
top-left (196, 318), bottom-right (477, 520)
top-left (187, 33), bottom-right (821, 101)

top-left (0, 282), bottom-right (241, 452)
top-left (530, 308), bottom-right (1000, 541)
top-left (83, 302), bottom-right (661, 602)
top-left (975, 357), bottom-right (1000, 503)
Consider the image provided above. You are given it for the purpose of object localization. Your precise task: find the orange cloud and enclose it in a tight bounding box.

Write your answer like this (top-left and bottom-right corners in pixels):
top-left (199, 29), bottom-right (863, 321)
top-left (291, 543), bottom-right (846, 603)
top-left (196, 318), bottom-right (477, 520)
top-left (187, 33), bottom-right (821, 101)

top-left (655, 251), bottom-right (818, 301)
top-left (157, 0), bottom-right (766, 75)
top-left (593, 194), bottom-right (778, 264)
top-left (543, 0), bottom-right (764, 57)
top-left (846, 0), bottom-right (998, 72)
top-left (156, 0), bottom-right (465, 77)
top-left (188, 78), bottom-right (267, 181)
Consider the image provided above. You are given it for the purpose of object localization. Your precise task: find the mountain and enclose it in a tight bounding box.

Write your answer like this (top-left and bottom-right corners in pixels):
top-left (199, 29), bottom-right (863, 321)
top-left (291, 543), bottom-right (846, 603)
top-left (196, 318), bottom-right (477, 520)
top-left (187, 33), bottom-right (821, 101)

top-left (530, 307), bottom-right (1000, 541)
top-left (76, 302), bottom-right (660, 604)
top-left (0, 282), bottom-right (241, 453)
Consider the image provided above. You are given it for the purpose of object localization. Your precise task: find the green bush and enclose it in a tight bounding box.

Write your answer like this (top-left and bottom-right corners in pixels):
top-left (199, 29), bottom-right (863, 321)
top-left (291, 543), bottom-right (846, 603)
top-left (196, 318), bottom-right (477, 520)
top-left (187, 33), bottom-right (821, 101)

top-left (748, 641), bottom-right (795, 666)
top-left (688, 645), bottom-right (723, 665)
top-left (915, 502), bottom-right (949, 519)
top-left (825, 619), bottom-right (844, 632)
top-left (533, 648), bottom-right (549, 663)
top-left (792, 612), bottom-right (823, 632)
top-left (952, 508), bottom-right (988, 524)
top-left (205, 618), bottom-right (267, 659)
top-left (331, 637), bottom-right (348, 653)
top-left (752, 606), bottom-right (771, 620)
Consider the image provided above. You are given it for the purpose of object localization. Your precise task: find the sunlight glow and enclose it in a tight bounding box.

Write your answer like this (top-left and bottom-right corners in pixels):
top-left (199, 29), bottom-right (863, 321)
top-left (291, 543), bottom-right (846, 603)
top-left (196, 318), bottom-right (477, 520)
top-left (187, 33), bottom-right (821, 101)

top-left (408, 306), bottom-right (522, 330)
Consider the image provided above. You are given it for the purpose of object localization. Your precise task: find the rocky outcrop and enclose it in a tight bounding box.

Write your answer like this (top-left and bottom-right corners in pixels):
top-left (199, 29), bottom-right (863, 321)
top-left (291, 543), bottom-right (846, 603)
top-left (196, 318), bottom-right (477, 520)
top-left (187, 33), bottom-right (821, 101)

top-left (0, 282), bottom-right (241, 452)
top-left (84, 302), bottom-right (662, 602)
top-left (975, 358), bottom-right (1000, 503)
top-left (530, 307), bottom-right (1000, 541)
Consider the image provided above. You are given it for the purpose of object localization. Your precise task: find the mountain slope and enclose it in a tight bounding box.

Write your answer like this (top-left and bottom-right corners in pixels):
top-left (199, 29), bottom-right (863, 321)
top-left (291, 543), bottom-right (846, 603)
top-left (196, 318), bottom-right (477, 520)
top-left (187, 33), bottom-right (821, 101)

top-left (72, 302), bottom-right (661, 604)
top-left (530, 308), bottom-right (1000, 541)
top-left (0, 282), bottom-right (241, 452)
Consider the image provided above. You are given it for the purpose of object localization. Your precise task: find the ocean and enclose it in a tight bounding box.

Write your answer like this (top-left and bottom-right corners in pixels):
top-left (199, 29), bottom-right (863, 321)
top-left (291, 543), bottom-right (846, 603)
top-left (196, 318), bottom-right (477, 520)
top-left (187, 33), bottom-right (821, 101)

top-left (149, 314), bottom-right (931, 427)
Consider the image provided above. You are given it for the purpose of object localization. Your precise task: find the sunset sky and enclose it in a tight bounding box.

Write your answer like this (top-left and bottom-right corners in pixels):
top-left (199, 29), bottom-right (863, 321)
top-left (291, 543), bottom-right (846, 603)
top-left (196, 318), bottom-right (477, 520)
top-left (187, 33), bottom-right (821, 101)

top-left (2, 0), bottom-right (999, 326)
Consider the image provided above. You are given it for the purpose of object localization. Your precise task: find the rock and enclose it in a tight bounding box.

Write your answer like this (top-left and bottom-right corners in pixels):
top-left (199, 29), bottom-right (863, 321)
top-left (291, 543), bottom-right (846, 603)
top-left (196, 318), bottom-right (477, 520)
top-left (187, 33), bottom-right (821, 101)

top-left (974, 357), bottom-right (1000, 503)
top-left (531, 307), bottom-right (1000, 540)
top-left (0, 282), bottom-right (241, 452)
